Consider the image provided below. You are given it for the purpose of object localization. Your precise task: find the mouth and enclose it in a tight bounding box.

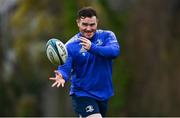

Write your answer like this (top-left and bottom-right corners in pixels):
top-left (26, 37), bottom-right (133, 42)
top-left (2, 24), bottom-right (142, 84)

top-left (84, 31), bottom-right (94, 37)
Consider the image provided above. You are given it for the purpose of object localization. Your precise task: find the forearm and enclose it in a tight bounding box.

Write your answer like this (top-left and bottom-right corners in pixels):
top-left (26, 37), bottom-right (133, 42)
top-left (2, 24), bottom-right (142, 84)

top-left (57, 51), bottom-right (73, 82)
top-left (89, 43), bottom-right (120, 58)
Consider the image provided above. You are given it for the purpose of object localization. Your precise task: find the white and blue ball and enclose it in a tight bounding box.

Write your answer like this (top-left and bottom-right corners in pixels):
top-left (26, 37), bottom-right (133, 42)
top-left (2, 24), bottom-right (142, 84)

top-left (46, 38), bottom-right (68, 65)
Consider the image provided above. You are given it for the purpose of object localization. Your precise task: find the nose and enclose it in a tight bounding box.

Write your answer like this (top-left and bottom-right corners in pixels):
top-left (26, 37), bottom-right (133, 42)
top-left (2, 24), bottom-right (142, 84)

top-left (86, 25), bottom-right (91, 31)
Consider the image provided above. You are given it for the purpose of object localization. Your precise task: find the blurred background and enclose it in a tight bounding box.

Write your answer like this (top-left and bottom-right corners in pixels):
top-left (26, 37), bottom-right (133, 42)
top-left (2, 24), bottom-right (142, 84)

top-left (0, 0), bottom-right (180, 117)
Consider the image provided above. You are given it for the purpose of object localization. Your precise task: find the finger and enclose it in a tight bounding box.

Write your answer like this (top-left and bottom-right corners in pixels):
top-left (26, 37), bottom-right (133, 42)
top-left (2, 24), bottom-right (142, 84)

top-left (80, 42), bottom-right (86, 46)
top-left (80, 38), bottom-right (88, 43)
top-left (61, 82), bottom-right (64, 87)
top-left (49, 77), bottom-right (57, 80)
top-left (80, 39), bottom-right (91, 47)
top-left (81, 41), bottom-right (89, 46)
top-left (57, 82), bottom-right (61, 87)
top-left (81, 45), bottom-right (87, 50)
top-left (80, 36), bottom-right (88, 40)
top-left (51, 81), bottom-right (58, 87)
top-left (82, 43), bottom-right (89, 49)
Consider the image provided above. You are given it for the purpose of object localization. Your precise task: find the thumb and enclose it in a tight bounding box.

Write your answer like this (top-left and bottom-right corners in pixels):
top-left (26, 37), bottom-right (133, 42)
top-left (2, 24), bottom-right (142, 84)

top-left (54, 70), bottom-right (62, 77)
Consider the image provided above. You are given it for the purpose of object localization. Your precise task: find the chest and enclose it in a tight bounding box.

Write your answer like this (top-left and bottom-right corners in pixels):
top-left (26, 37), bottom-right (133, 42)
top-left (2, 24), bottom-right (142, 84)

top-left (72, 44), bottom-right (92, 65)
top-left (71, 38), bottom-right (106, 65)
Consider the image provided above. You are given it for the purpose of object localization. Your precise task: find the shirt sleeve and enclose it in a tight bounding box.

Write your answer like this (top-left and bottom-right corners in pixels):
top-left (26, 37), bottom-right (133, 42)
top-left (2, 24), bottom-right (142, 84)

top-left (89, 31), bottom-right (120, 59)
top-left (57, 47), bottom-right (73, 82)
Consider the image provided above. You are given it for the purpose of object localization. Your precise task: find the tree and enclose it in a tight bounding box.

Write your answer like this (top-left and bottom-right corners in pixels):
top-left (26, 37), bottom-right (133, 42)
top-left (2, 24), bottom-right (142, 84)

top-left (126, 0), bottom-right (180, 116)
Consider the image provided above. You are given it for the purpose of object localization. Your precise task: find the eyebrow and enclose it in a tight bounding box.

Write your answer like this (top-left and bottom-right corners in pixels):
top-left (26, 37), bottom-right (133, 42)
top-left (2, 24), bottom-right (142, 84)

top-left (82, 23), bottom-right (96, 26)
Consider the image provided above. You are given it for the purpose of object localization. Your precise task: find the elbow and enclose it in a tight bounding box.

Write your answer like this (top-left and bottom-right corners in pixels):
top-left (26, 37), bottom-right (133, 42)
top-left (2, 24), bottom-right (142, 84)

top-left (112, 50), bottom-right (120, 59)
top-left (112, 47), bottom-right (120, 58)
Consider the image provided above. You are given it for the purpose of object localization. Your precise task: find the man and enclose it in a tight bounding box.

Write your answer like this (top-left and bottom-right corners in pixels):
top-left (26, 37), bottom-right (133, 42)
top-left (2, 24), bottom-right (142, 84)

top-left (49, 6), bottom-right (120, 117)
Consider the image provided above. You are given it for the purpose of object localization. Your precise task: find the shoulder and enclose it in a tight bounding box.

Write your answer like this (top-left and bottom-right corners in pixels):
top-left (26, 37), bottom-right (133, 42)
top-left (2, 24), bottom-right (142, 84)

top-left (65, 34), bottom-right (80, 54)
top-left (65, 34), bottom-right (79, 47)
top-left (97, 29), bottom-right (116, 37)
top-left (97, 29), bottom-right (116, 39)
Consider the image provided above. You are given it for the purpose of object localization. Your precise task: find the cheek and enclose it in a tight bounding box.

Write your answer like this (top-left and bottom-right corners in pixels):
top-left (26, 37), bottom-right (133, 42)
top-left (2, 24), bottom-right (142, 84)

top-left (91, 27), bottom-right (97, 31)
top-left (92, 24), bottom-right (97, 30)
top-left (78, 25), bottom-right (85, 31)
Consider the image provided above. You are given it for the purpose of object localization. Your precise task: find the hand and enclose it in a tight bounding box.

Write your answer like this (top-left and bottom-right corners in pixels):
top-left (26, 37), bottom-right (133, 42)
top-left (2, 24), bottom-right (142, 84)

top-left (49, 70), bottom-right (65, 87)
top-left (80, 37), bottom-right (91, 50)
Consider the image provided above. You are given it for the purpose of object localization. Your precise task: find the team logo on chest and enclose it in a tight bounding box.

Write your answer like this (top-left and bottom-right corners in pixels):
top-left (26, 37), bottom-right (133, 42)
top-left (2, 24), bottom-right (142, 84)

top-left (96, 39), bottom-right (103, 46)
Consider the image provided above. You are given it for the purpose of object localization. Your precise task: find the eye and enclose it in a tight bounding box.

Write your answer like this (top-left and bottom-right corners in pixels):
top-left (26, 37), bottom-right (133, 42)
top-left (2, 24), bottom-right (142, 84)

top-left (81, 23), bottom-right (96, 27)
top-left (82, 23), bottom-right (88, 26)
top-left (90, 23), bottom-right (95, 26)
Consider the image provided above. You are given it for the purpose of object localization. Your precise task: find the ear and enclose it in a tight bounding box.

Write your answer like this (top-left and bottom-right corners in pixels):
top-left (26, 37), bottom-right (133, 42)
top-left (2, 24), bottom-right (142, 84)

top-left (76, 19), bottom-right (80, 26)
top-left (96, 18), bottom-right (99, 23)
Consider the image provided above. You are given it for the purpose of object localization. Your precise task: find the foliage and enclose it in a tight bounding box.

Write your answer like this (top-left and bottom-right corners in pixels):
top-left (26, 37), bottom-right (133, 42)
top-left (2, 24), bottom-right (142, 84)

top-left (0, 0), bottom-right (127, 116)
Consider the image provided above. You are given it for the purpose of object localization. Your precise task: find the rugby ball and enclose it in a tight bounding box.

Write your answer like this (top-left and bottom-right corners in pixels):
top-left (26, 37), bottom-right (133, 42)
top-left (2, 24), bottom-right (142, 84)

top-left (46, 38), bottom-right (68, 65)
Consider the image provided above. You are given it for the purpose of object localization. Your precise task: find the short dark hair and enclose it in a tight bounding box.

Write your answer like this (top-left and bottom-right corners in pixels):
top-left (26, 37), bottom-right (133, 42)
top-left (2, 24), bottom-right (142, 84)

top-left (77, 7), bottom-right (97, 19)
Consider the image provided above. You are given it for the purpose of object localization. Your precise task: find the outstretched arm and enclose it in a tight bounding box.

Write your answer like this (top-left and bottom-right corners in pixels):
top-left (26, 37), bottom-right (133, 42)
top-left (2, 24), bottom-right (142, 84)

top-left (49, 47), bottom-right (73, 87)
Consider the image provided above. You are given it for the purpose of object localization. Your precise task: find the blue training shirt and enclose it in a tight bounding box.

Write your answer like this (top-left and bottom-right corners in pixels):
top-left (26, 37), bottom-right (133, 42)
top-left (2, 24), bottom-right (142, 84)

top-left (58, 29), bottom-right (120, 101)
